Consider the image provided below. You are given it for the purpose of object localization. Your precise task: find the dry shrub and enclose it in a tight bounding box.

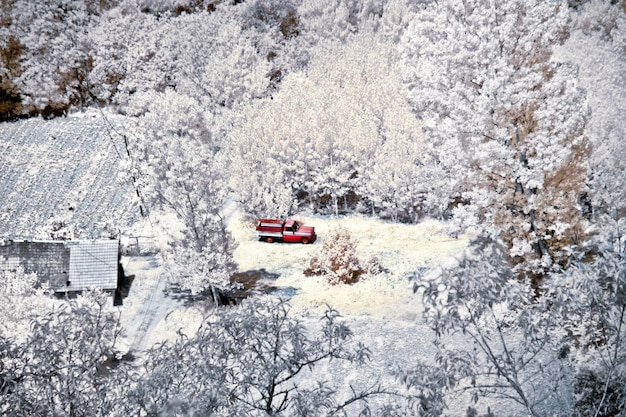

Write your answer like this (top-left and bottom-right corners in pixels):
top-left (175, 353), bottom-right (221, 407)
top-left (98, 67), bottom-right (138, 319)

top-left (305, 226), bottom-right (382, 285)
top-left (364, 256), bottom-right (384, 275)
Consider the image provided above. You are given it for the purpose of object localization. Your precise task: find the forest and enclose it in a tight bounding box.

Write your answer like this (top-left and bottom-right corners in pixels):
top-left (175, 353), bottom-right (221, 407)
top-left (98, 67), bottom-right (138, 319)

top-left (1, 0), bottom-right (625, 416)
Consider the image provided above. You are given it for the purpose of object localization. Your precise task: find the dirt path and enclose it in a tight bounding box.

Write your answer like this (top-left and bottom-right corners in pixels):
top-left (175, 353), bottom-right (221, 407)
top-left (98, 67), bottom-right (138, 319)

top-left (117, 254), bottom-right (184, 353)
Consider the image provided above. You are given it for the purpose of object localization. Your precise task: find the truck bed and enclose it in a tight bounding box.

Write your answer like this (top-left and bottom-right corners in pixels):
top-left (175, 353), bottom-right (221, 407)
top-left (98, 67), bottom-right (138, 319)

top-left (256, 219), bottom-right (284, 231)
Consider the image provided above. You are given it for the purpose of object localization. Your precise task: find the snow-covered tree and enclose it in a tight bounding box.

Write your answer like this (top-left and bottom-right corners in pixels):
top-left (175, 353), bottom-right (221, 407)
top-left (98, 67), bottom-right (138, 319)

top-left (413, 238), bottom-right (573, 417)
top-left (126, 298), bottom-right (391, 417)
top-left (1, 291), bottom-right (127, 417)
top-left (125, 90), bottom-right (237, 298)
top-left (545, 224), bottom-right (626, 417)
top-left (231, 33), bottom-right (425, 219)
top-left (365, 128), bottom-right (428, 221)
top-left (554, 0), bottom-right (626, 231)
top-left (7, 0), bottom-right (114, 116)
top-left (0, 9), bottom-right (23, 120)
top-left (94, 1), bottom-right (273, 111)
top-left (229, 68), bottom-right (364, 217)
top-left (229, 135), bottom-right (299, 219)
top-left (87, 3), bottom-right (165, 106)
top-left (163, 7), bottom-right (271, 110)
top-left (403, 0), bottom-right (589, 277)
top-left (296, 0), bottom-right (399, 44)
top-left (0, 266), bottom-right (51, 342)
top-left (410, 222), bottom-right (626, 417)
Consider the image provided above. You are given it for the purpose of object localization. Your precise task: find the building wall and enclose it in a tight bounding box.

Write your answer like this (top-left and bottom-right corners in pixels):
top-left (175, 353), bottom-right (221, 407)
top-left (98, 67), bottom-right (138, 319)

top-left (0, 240), bottom-right (71, 289)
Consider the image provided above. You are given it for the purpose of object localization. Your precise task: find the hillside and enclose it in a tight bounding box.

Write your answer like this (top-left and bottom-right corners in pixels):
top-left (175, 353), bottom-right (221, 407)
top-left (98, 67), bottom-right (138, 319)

top-left (0, 0), bottom-right (624, 416)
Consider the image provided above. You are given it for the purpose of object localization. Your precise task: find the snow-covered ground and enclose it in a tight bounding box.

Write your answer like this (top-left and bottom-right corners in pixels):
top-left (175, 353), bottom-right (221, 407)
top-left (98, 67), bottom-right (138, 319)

top-left (118, 209), bottom-right (470, 348)
top-left (230, 210), bottom-right (470, 319)
top-left (115, 206), bottom-right (472, 413)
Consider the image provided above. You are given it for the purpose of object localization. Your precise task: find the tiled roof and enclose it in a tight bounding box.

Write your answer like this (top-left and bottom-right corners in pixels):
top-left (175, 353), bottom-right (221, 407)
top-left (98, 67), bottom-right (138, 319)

top-left (0, 114), bottom-right (138, 238)
top-left (66, 240), bottom-right (119, 292)
top-left (0, 239), bottom-right (119, 292)
top-left (0, 240), bottom-right (69, 288)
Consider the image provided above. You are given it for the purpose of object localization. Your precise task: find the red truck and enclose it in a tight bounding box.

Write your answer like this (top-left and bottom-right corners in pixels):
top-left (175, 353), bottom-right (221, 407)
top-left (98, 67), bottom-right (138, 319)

top-left (256, 219), bottom-right (316, 244)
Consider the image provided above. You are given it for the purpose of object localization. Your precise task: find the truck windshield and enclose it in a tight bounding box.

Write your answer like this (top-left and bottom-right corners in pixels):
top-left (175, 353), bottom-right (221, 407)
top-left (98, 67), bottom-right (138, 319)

top-left (292, 221), bottom-right (299, 231)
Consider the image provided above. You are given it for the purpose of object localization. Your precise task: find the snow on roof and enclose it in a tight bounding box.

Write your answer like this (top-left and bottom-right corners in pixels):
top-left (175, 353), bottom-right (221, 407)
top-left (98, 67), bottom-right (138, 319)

top-left (0, 113), bottom-right (138, 239)
top-left (65, 240), bottom-right (119, 292)
top-left (0, 238), bottom-right (119, 292)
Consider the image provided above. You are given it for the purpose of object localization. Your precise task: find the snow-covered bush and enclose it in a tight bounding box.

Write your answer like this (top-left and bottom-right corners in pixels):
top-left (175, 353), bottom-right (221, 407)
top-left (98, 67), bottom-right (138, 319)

top-left (574, 367), bottom-right (626, 417)
top-left (364, 256), bottom-right (384, 275)
top-left (36, 217), bottom-right (83, 241)
top-left (545, 229), bottom-right (626, 417)
top-left (0, 266), bottom-right (52, 340)
top-left (305, 226), bottom-right (381, 285)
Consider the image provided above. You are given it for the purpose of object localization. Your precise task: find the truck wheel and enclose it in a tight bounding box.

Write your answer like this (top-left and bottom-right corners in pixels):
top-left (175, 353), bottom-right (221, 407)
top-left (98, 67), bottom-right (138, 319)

top-left (301, 238), bottom-right (310, 245)
top-left (266, 237), bottom-right (274, 243)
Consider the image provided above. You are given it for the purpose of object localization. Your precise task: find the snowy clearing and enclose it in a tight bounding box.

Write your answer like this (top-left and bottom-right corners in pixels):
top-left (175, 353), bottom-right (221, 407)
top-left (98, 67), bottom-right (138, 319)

top-left (230, 211), bottom-right (471, 319)
top-left (118, 208), bottom-right (471, 351)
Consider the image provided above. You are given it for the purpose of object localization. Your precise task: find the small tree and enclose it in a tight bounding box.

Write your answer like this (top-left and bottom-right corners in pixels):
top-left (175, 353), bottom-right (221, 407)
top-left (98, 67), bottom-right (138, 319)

top-left (546, 227), bottom-right (626, 417)
top-left (306, 226), bottom-right (363, 285)
top-left (0, 266), bottom-right (51, 341)
top-left (125, 90), bottom-right (237, 298)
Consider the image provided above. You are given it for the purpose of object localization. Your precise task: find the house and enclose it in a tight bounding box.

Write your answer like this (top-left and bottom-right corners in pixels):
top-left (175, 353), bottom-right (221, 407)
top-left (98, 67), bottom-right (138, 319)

top-left (0, 239), bottom-right (120, 293)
